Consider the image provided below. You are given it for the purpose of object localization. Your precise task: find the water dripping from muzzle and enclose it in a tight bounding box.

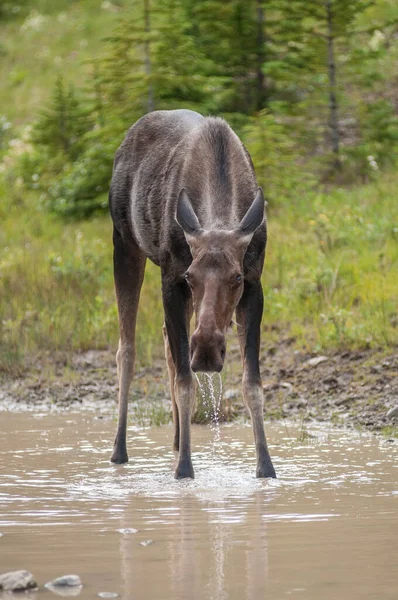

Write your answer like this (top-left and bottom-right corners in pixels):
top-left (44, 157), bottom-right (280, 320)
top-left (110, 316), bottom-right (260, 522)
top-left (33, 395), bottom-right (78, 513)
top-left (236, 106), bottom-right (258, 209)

top-left (195, 372), bottom-right (223, 453)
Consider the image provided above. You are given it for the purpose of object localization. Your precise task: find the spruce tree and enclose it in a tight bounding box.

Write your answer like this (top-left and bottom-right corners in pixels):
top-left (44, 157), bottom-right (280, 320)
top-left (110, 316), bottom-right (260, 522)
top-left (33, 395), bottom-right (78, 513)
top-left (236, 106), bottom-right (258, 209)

top-left (31, 76), bottom-right (92, 162)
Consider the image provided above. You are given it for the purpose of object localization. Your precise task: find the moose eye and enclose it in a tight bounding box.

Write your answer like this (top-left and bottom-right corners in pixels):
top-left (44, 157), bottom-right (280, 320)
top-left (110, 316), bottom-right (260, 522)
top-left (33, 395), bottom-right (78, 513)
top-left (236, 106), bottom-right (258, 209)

top-left (236, 274), bottom-right (243, 284)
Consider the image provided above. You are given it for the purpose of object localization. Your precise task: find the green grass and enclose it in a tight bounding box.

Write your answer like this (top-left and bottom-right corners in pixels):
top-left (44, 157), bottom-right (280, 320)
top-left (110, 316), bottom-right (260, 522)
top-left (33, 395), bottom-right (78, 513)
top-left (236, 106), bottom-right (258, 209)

top-left (263, 176), bottom-right (398, 351)
top-left (0, 182), bottom-right (163, 371)
top-left (0, 0), bottom-right (127, 126)
top-left (0, 172), bottom-right (397, 373)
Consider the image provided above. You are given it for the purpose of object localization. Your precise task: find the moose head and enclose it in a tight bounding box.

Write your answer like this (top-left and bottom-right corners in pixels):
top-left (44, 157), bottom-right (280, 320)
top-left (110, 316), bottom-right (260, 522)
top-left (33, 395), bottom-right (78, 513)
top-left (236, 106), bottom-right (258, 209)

top-left (176, 187), bottom-right (265, 373)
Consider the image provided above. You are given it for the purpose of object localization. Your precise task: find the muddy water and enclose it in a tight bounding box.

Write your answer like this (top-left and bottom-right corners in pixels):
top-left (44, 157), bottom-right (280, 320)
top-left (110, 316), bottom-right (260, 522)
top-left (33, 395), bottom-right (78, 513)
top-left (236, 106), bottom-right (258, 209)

top-left (0, 414), bottom-right (397, 600)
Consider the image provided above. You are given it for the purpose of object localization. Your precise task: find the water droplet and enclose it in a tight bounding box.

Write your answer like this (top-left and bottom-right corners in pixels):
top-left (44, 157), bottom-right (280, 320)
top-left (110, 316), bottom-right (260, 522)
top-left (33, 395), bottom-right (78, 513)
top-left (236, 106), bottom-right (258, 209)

top-left (195, 372), bottom-right (223, 451)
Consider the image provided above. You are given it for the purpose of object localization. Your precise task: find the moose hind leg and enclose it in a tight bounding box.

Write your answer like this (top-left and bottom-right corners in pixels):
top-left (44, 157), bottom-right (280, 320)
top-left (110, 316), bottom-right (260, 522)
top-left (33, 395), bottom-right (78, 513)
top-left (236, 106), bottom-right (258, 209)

top-left (111, 225), bottom-right (146, 464)
top-left (163, 324), bottom-right (179, 452)
top-left (162, 277), bottom-right (195, 479)
top-left (236, 280), bottom-right (276, 478)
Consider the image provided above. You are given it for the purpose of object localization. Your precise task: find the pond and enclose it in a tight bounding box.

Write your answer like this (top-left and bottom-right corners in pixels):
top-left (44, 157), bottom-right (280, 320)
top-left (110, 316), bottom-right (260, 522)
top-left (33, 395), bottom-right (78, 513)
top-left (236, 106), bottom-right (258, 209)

top-left (0, 413), bottom-right (396, 599)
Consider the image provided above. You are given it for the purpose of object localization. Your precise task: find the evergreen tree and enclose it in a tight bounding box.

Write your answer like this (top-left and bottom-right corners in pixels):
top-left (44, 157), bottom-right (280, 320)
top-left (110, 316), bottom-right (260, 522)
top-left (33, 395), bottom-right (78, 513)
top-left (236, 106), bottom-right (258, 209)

top-left (31, 76), bottom-right (92, 162)
top-left (19, 0), bottom-right (398, 217)
top-left (151, 0), bottom-right (212, 110)
top-left (285, 0), bottom-right (375, 169)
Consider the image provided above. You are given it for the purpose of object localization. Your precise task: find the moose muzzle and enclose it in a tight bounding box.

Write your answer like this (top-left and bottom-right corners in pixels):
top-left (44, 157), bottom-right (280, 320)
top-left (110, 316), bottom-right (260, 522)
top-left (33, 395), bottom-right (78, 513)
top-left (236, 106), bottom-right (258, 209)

top-left (190, 327), bottom-right (226, 373)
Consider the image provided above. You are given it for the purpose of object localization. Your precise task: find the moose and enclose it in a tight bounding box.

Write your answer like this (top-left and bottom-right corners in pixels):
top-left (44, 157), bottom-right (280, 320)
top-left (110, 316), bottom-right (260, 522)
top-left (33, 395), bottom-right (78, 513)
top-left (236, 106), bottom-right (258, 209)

top-left (109, 109), bottom-right (276, 480)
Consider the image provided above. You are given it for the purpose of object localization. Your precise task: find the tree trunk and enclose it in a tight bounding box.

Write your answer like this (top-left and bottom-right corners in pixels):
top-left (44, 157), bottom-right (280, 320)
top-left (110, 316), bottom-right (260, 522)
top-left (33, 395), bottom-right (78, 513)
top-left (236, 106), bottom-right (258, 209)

top-left (325, 0), bottom-right (341, 169)
top-left (255, 0), bottom-right (267, 110)
top-left (144, 0), bottom-right (154, 113)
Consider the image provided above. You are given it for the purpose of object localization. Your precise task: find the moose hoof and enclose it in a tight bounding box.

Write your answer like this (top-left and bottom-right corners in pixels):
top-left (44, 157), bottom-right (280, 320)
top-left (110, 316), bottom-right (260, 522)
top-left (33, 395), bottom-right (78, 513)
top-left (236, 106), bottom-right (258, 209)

top-left (175, 460), bottom-right (194, 480)
top-left (111, 448), bottom-right (128, 464)
top-left (256, 461), bottom-right (276, 479)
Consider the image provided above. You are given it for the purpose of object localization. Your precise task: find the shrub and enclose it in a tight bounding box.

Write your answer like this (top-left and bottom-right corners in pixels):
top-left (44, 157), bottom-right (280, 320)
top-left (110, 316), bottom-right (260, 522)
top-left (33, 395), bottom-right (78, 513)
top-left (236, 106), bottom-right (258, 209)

top-left (47, 133), bottom-right (116, 218)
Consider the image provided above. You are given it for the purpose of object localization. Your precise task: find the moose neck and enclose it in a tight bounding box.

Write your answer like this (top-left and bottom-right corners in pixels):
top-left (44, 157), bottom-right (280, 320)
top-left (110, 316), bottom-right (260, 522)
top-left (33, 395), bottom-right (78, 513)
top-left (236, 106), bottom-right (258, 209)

top-left (180, 119), bottom-right (258, 229)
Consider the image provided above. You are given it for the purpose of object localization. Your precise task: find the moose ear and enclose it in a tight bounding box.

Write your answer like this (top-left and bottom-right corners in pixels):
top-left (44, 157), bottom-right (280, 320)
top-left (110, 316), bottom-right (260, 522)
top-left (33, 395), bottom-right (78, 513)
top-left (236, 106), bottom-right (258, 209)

top-left (238, 188), bottom-right (266, 236)
top-left (176, 189), bottom-right (202, 236)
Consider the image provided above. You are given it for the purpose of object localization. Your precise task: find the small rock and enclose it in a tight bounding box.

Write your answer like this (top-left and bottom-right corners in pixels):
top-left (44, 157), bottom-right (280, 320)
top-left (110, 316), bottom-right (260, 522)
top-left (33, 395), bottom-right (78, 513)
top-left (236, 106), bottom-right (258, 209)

top-left (0, 570), bottom-right (37, 592)
top-left (139, 539), bottom-right (153, 547)
top-left (306, 356), bottom-right (328, 367)
top-left (45, 575), bottom-right (82, 588)
top-left (98, 593), bottom-right (119, 599)
top-left (334, 396), bottom-right (354, 406)
top-left (280, 381), bottom-right (293, 393)
top-left (296, 398), bottom-right (308, 408)
top-left (117, 528), bottom-right (138, 534)
top-left (386, 406), bottom-right (398, 419)
top-left (0, 532), bottom-right (3, 537)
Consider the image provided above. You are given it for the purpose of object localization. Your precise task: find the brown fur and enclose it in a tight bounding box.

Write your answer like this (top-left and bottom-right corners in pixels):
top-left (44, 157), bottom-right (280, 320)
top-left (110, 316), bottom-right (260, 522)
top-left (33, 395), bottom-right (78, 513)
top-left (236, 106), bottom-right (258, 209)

top-left (109, 110), bottom-right (276, 479)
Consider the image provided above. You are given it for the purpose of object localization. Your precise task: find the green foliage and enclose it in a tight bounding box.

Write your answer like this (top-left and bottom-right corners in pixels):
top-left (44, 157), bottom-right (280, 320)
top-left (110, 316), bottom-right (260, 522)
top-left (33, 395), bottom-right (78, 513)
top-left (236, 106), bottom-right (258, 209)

top-left (47, 132), bottom-right (117, 218)
top-left (0, 1), bottom-right (27, 21)
top-left (360, 99), bottom-right (398, 163)
top-left (3, 0), bottom-right (397, 217)
top-left (242, 109), bottom-right (315, 204)
top-left (32, 76), bottom-right (92, 163)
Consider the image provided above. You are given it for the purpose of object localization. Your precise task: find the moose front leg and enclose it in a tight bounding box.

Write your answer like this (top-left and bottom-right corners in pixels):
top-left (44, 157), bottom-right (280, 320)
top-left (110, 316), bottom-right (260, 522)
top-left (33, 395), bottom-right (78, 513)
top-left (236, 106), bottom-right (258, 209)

top-left (162, 277), bottom-right (195, 479)
top-left (111, 226), bottom-right (146, 464)
top-left (236, 280), bottom-right (276, 478)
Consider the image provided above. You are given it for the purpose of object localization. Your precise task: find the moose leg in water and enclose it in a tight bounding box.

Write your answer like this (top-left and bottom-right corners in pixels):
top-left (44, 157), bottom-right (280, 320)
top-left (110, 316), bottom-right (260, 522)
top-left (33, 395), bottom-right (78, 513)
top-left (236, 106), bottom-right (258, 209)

top-left (162, 276), bottom-right (195, 479)
top-left (162, 325), bottom-right (179, 452)
top-left (236, 279), bottom-right (276, 478)
top-left (111, 226), bottom-right (146, 464)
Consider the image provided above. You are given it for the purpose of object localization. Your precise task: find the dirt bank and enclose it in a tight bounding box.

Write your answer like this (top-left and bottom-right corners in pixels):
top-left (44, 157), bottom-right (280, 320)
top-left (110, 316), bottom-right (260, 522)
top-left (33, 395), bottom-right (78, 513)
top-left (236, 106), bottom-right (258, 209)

top-left (0, 343), bottom-right (397, 437)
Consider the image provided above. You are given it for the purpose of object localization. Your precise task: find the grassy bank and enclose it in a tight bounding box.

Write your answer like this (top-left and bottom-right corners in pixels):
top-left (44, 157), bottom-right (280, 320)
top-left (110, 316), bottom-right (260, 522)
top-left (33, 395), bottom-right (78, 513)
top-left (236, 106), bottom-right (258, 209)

top-left (1, 172), bottom-right (397, 374)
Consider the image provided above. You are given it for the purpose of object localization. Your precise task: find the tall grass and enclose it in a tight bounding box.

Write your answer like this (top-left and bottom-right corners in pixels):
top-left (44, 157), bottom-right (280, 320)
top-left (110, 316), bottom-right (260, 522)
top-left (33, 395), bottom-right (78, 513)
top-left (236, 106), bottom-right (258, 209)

top-left (262, 176), bottom-right (398, 351)
top-left (1, 173), bottom-right (397, 373)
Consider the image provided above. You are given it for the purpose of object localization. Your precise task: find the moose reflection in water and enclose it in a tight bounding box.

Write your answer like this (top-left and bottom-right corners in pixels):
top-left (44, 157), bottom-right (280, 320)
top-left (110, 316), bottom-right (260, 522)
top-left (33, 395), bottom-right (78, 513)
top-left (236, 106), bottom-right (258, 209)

top-left (109, 109), bottom-right (276, 479)
top-left (118, 493), bottom-right (269, 600)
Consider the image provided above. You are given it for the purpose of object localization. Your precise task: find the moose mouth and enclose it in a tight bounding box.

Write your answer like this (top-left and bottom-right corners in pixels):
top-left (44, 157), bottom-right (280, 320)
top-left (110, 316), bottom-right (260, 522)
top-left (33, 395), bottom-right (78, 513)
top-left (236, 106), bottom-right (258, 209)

top-left (190, 343), bottom-right (226, 373)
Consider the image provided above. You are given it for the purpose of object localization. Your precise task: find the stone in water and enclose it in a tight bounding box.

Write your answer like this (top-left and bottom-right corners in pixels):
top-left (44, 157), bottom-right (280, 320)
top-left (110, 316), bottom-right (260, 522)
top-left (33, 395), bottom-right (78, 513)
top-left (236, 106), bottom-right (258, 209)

top-left (0, 570), bottom-right (37, 592)
top-left (117, 528), bottom-right (138, 534)
top-left (45, 575), bottom-right (82, 587)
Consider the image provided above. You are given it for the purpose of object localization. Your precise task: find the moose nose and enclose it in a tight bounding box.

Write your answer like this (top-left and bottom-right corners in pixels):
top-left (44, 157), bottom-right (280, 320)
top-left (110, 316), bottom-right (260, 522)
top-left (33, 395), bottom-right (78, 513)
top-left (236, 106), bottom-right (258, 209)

top-left (190, 328), bottom-right (226, 373)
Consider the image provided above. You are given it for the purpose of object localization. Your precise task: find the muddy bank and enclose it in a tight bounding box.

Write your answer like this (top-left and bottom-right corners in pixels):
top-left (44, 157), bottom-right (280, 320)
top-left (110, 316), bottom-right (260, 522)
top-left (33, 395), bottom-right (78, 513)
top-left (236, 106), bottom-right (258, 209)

top-left (0, 343), bottom-right (397, 436)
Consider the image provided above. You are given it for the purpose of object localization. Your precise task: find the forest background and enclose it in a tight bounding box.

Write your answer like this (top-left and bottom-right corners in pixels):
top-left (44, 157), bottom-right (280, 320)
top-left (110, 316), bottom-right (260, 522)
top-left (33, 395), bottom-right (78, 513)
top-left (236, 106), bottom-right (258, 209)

top-left (0, 0), bottom-right (397, 378)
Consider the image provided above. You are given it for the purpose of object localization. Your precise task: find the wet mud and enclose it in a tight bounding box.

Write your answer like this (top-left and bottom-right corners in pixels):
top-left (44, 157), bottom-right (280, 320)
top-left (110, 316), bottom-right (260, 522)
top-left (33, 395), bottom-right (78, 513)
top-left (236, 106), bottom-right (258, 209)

top-left (0, 344), bottom-right (397, 435)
